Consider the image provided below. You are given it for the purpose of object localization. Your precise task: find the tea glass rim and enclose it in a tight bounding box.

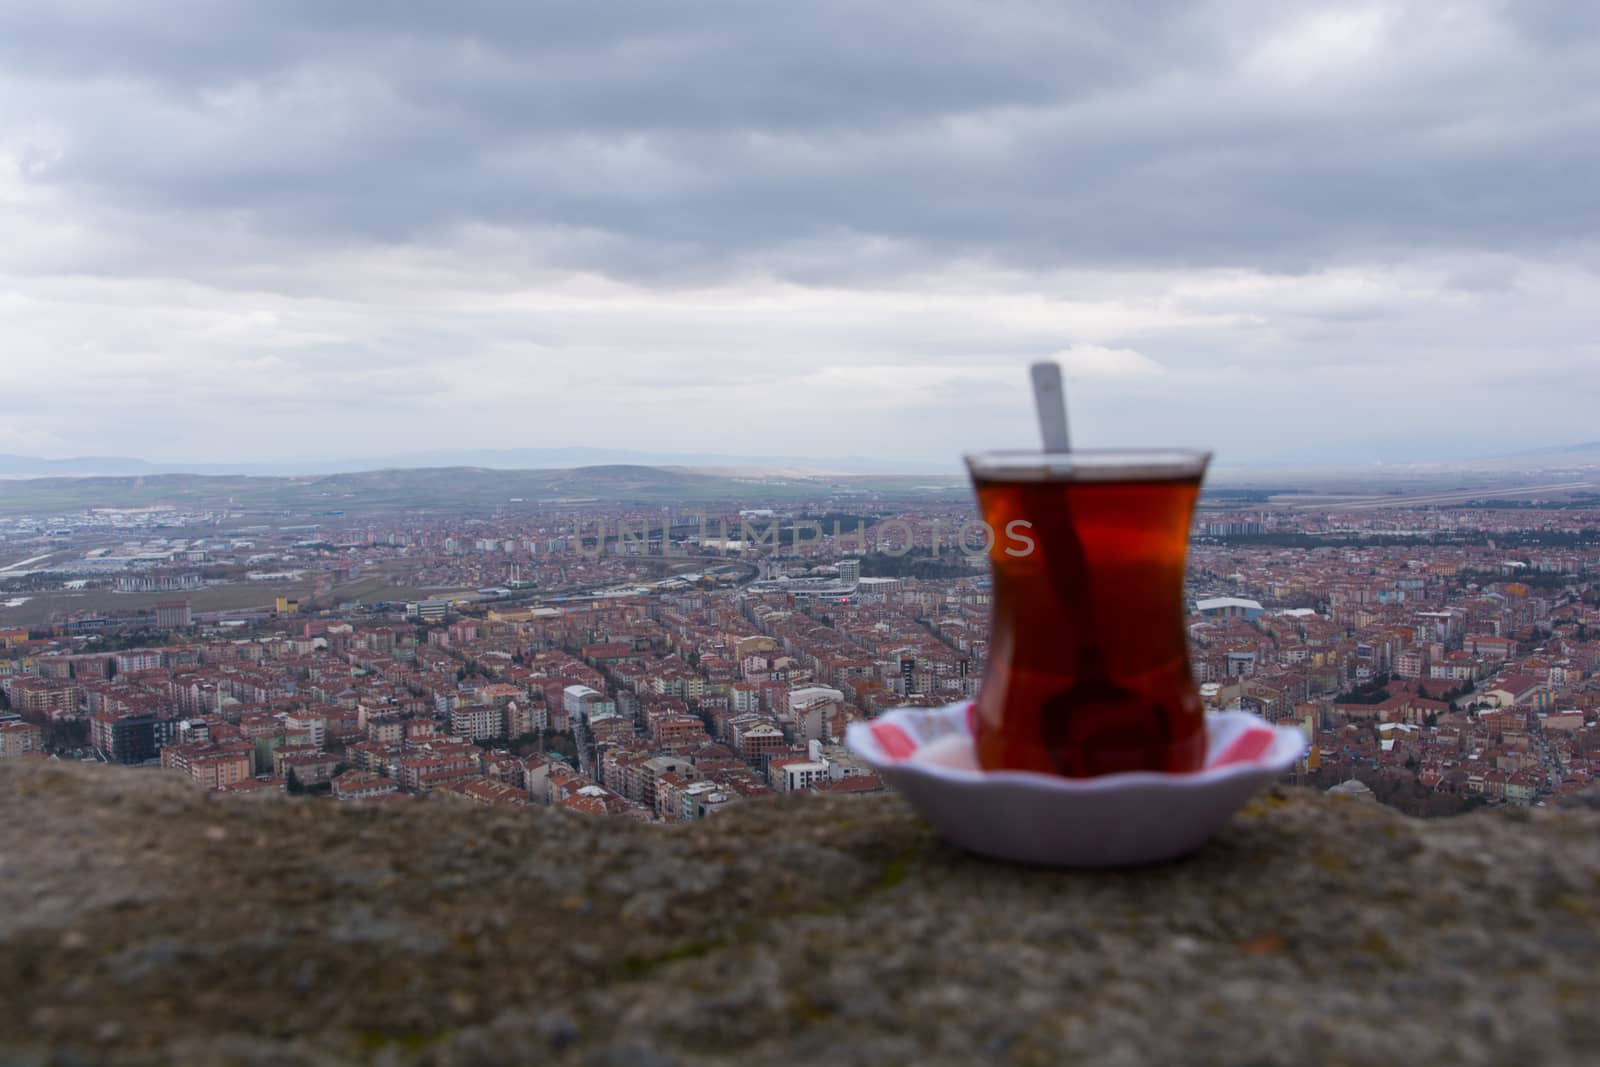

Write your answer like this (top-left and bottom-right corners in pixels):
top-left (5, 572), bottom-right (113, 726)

top-left (964, 448), bottom-right (1211, 482)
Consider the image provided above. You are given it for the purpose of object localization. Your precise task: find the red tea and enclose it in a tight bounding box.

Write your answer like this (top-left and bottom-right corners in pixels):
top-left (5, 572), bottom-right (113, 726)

top-left (969, 452), bottom-right (1208, 777)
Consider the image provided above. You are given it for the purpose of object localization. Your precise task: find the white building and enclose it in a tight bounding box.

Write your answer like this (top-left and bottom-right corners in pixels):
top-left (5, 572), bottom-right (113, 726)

top-left (451, 705), bottom-right (505, 742)
top-left (411, 600), bottom-right (450, 621)
top-left (786, 686), bottom-right (845, 744)
top-left (680, 779), bottom-right (732, 819)
top-left (283, 712), bottom-right (325, 749)
top-left (562, 684), bottom-right (614, 723)
top-left (1195, 597), bottom-right (1264, 620)
top-left (777, 759), bottom-right (829, 794)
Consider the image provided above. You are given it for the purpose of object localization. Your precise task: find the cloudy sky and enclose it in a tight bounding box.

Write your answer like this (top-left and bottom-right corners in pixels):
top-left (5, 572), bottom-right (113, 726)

top-left (2, 0), bottom-right (1598, 471)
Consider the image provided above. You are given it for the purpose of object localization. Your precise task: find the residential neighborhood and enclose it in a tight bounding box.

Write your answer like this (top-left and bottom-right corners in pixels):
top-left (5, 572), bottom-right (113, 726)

top-left (3, 493), bottom-right (1597, 817)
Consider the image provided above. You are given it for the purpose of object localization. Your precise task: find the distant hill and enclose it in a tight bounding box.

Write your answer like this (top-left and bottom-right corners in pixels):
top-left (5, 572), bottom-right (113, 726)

top-left (0, 464), bottom-right (968, 515)
top-left (0, 449), bottom-right (953, 478)
top-left (1506, 441), bottom-right (1600, 459)
top-left (0, 454), bottom-right (162, 477)
top-left (297, 464), bottom-right (737, 506)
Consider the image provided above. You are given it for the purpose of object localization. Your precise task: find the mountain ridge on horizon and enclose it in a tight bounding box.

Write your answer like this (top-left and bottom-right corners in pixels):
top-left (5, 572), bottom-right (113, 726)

top-left (0, 463), bottom-right (983, 516)
top-left (3, 439), bottom-right (1600, 480)
top-left (0, 447), bottom-right (957, 479)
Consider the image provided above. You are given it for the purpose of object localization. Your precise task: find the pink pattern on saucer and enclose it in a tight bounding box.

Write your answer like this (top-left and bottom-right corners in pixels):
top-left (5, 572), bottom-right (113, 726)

top-left (847, 701), bottom-right (1307, 867)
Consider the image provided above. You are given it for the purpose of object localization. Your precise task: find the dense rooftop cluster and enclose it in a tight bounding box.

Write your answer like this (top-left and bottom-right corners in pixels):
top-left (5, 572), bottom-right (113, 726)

top-left (2, 495), bottom-right (1598, 815)
top-left (1188, 505), bottom-right (1600, 811)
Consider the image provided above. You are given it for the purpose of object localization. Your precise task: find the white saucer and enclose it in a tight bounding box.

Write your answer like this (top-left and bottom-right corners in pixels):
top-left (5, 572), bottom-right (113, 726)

top-left (846, 701), bottom-right (1307, 867)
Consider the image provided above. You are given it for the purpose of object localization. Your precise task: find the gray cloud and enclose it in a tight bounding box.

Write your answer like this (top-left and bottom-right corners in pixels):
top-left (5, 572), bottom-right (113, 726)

top-left (0, 0), bottom-right (1597, 466)
top-left (10, 1), bottom-right (1595, 274)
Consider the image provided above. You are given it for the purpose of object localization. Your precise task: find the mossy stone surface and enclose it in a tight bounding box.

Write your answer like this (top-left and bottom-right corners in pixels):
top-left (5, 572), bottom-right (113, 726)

top-left (1, 761), bottom-right (1597, 1065)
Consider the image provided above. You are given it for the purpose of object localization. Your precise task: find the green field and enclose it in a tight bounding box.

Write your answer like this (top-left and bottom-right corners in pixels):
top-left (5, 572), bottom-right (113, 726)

top-left (0, 570), bottom-right (439, 627)
top-left (0, 580), bottom-right (317, 628)
top-left (0, 465), bottom-right (971, 516)
top-left (328, 575), bottom-right (428, 605)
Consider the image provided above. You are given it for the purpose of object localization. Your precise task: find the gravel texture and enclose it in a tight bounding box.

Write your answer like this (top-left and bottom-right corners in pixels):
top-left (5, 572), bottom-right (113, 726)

top-left (1, 760), bottom-right (1597, 1065)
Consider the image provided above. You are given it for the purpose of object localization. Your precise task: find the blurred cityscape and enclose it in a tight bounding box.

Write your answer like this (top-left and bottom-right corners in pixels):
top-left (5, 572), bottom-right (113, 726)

top-left (2, 467), bottom-right (1597, 818)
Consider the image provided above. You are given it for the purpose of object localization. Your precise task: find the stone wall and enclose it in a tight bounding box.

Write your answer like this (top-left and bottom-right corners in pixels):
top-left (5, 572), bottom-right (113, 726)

top-left (1, 760), bottom-right (1597, 1065)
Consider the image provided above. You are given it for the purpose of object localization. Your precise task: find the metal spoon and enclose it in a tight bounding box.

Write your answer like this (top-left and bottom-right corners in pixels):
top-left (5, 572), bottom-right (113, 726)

top-left (1028, 362), bottom-right (1163, 776)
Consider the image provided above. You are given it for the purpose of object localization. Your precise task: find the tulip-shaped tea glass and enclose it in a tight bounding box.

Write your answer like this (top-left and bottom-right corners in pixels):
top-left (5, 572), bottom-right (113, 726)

top-left (966, 449), bottom-right (1212, 777)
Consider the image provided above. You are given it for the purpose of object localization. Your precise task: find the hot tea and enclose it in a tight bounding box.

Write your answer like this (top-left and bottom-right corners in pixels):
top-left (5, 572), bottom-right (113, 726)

top-left (967, 450), bottom-right (1209, 777)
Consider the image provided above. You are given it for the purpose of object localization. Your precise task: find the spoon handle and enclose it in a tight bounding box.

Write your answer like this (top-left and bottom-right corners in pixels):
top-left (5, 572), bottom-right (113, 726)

top-left (1030, 362), bottom-right (1071, 453)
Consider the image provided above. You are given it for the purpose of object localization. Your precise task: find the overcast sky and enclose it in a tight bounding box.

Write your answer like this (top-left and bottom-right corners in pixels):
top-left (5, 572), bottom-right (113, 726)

top-left (2, 0), bottom-right (1598, 470)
